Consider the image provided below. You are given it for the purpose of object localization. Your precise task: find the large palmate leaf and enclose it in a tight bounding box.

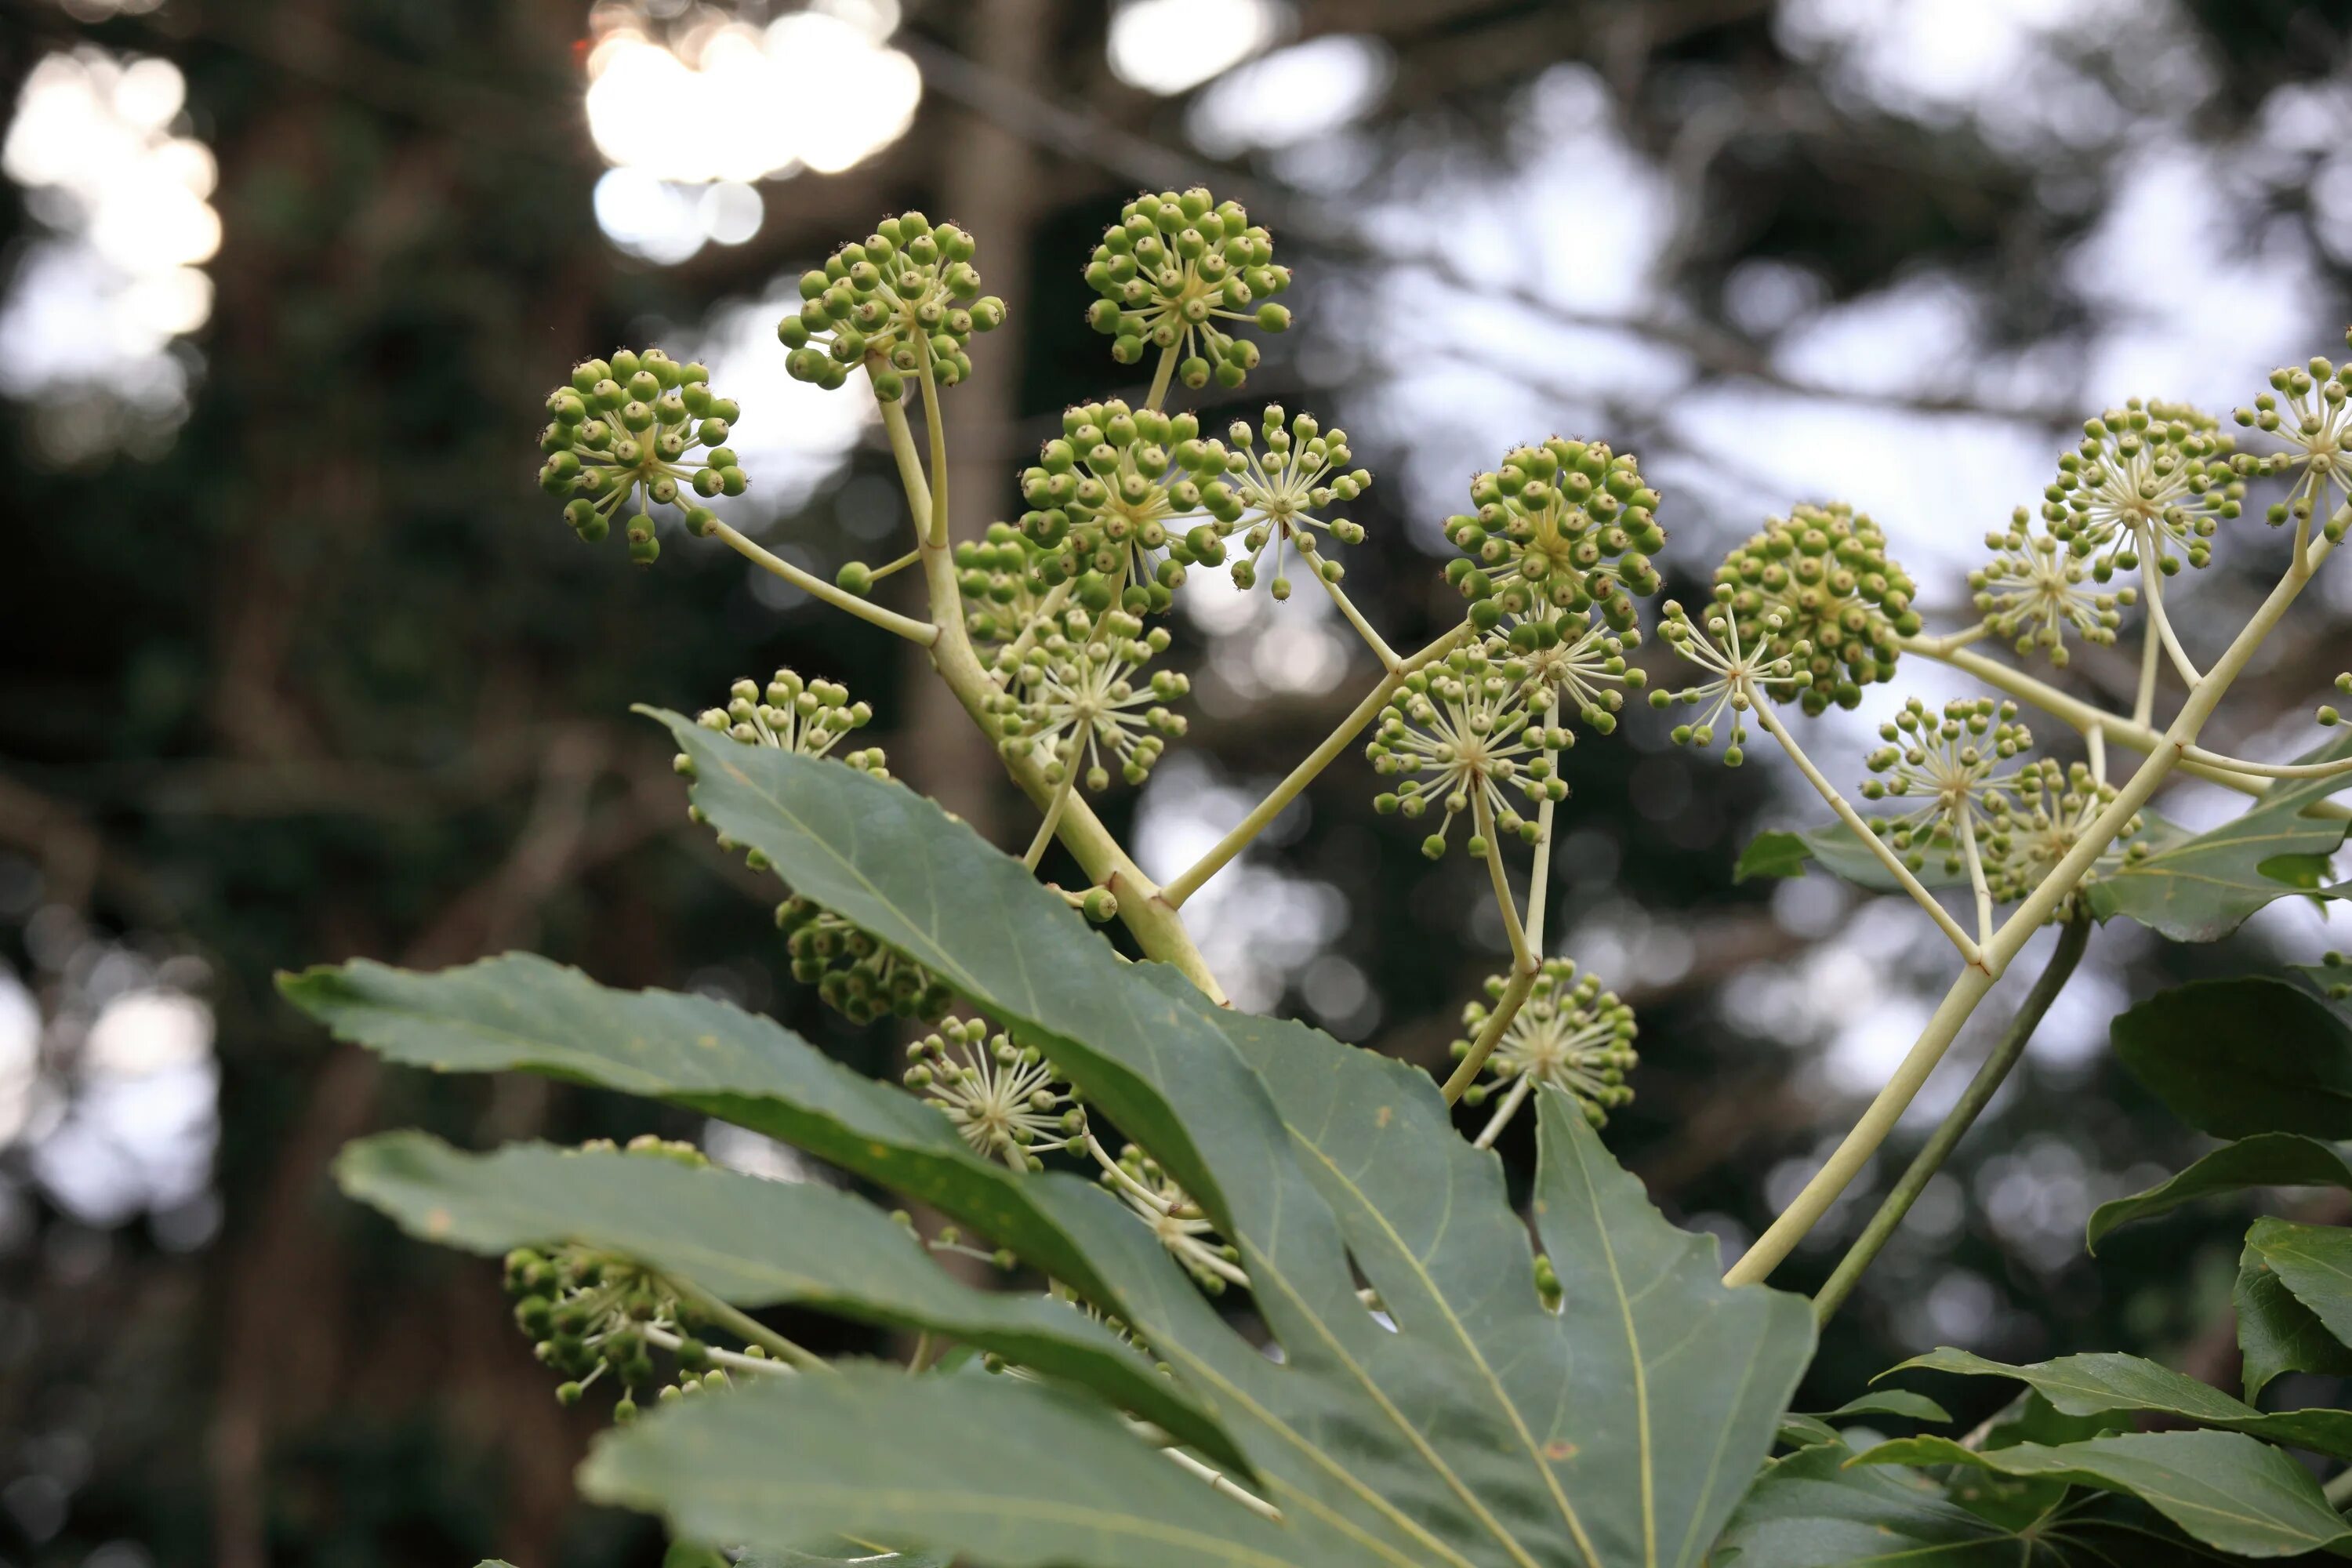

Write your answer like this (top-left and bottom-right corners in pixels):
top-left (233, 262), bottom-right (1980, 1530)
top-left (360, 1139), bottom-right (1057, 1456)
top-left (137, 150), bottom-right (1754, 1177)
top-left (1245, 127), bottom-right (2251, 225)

top-left (2109, 978), bottom-right (2352, 1140)
top-left (1851, 1432), bottom-right (2352, 1558)
top-left (1882, 1346), bottom-right (2352, 1458)
top-left (583, 1367), bottom-right (1318, 1568)
top-left (1715, 1443), bottom-right (2229, 1566)
top-left (336, 1131), bottom-right (1231, 1463)
top-left (2086, 732), bottom-right (2352, 941)
top-left (2089, 1133), bottom-right (2352, 1251)
top-left (651, 708), bottom-right (1817, 1568)
top-left (295, 716), bottom-right (1817, 1568)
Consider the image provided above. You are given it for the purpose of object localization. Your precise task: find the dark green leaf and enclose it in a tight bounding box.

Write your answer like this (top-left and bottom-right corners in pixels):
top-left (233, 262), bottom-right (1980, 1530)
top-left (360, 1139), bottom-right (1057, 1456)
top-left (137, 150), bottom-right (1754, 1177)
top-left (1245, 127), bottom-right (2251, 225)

top-left (1197, 982), bottom-right (1816, 1568)
top-left (2089, 1133), bottom-right (2352, 1251)
top-left (582, 1366), bottom-right (1325, 1568)
top-left (1813, 1391), bottom-right (1952, 1425)
top-left (1851, 1431), bottom-right (2352, 1558)
top-left (282, 952), bottom-right (1139, 1314)
top-left (2110, 978), bottom-right (2352, 1139)
top-left (1775, 1414), bottom-right (1840, 1450)
top-left (2086, 733), bottom-right (2352, 941)
top-left (1730, 824), bottom-right (1965, 891)
top-left (2230, 1222), bottom-right (2352, 1401)
top-left (1715, 1443), bottom-right (2224, 1566)
top-left (1883, 1345), bottom-right (2352, 1458)
top-left (2237, 1225), bottom-right (2352, 1403)
top-left (336, 1131), bottom-right (1228, 1461)
top-left (655, 713), bottom-right (1817, 1568)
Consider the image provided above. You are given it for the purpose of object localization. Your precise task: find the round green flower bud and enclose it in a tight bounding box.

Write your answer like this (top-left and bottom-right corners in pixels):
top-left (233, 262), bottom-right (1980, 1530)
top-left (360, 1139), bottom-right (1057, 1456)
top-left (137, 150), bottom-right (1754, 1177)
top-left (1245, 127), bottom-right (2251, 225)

top-left (837, 560), bottom-right (874, 595)
top-left (1714, 501), bottom-right (1918, 716)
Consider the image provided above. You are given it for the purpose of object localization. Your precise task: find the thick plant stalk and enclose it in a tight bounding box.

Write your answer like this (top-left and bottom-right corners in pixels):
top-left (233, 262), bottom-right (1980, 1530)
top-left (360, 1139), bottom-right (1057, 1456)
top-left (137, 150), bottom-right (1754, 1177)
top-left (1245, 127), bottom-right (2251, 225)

top-left (1810, 914), bottom-right (2091, 1323)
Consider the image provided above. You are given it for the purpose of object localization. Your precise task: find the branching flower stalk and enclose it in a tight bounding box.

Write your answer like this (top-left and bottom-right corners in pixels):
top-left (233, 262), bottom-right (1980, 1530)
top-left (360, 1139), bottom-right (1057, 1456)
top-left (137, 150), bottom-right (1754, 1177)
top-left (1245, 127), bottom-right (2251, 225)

top-left (540, 195), bottom-right (2352, 1341)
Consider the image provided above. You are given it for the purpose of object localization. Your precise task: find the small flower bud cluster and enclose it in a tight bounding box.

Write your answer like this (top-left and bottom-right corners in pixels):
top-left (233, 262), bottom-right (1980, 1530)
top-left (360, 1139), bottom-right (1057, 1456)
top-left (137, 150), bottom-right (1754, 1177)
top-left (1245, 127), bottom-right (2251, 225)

top-left (1980, 760), bottom-right (2144, 916)
top-left (775, 895), bottom-right (955, 1025)
top-left (1367, 645), bottom-right (1570, 859)
top-left (1020, 400), bottom-right (1228, 615)
top-left (1491, 615), bottom-right (1646, 735)
top-left (1862, 696), bottom-right (2031, 867)
top-left (903, 1017), bottom-right (1087, 1171)
top-left (2045, 400), bottom-right (2239, 576)
top-left (1097, 1142), bottom-right (1243, 1293)
top-left (1084, 187), bottom-right (1290, 390)
top-left (1969, 506), bottom-right (2136, 667)
top-left (1649, 593), bottom-right (1810, 766)
top-left (986, 607), bottom-right (1189, 792)
top-left (1443, 440), bottom-right (1664, 633)
top-left (2235, 347), bottom-right (2352, 541)
top-left (1454, 959), bottom-right (1637, 1142)
top-left (539, 347), bottom-right (742, 564)
top-left (955, 522), bottom-right (1062, 645)
top-left (2320, 672), bottom-right (2352, 728)
top-left (1713, 502), bottom-right (1918, 714)
top-left (503, 1136), bottom-right (744, 1420)
top-left (1210, 405), bottom-right (1370, 598)
top-left (777, 212), bottom-right (1005, 400)
top-left (677, 666), bottom-right (887, 779)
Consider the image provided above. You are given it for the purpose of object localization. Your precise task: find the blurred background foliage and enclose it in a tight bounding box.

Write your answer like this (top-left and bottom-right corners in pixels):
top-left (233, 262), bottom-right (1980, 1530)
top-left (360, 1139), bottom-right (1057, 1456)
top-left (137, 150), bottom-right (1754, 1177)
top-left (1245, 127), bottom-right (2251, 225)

top-left (4, 0), bottom-right (2352, 1561)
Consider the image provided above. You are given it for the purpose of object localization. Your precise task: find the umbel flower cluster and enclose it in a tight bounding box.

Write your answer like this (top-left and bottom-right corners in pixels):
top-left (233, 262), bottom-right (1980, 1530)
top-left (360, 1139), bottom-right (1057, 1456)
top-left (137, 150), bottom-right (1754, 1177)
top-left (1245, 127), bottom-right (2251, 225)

top-left (516, 193), bottom-right (2352, 1457)
top-left (501, 1137), bottom-right (776, 1421)
top-left (1083, 187), bottom-right (1290, 390)
top-left (538, 347), bottom-right (743, 563)
top-left (776, 211), bottom-right (1005, 400)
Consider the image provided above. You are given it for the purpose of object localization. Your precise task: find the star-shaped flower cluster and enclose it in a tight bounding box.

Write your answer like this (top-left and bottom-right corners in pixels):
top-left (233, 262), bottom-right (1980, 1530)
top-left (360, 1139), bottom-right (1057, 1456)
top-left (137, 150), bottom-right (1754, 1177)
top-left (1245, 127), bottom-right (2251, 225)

top-left (1367, 644), bottom-right (1570, 858)
top-left (778, 211), bottom-right (1005, 399)
top-left (1083, 187), bottom-right (1290, 390)
top-left (2043, 399), bottom-right (2241, 576)
top-left (538, 347), bottom-right (742, 564)
top-left (1969, 506), bottom-right (2136, 667)
top-left (1443, 439), bottom-right (1664, 633)
top-left (1454, 957), bottom-right (1637, 1145)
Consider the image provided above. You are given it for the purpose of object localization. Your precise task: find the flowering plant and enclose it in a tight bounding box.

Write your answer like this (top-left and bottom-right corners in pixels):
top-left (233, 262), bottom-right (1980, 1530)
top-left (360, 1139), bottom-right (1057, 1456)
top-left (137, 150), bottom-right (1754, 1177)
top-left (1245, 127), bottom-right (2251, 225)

top-left (290, 198), bottom-right (2352, 1566)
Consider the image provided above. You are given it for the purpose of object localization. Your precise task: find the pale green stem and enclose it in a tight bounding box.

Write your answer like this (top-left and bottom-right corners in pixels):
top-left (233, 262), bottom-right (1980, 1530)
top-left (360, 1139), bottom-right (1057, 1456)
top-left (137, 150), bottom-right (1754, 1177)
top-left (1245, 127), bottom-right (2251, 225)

top-left (879, 396), bottom-right (934, 539)
top-left (1161, 621), bottom-right (1470, 908)
top-left (2178, 745), bottom-right (2352, 780)
top-left (1733, 524), bottom-right (2343, 1287)
top-left (1472, 1074), bottom-right (1534, 1149)
top-left (710, 522), bottom-right (938, 645)
top-left (1811, 914), bottom-right (2091, 1323)
top-left (1958, 810), bottom-right (1994, 949)
top-left (1024, 742), bottom-right (1080, 870)
top-left (1316, 570), bottom-right (1401, 670)
top-left (1443, 965), bottom-right (1536, 1106)
top-left (2086, 725), bottom-right (2107, 786)
top-left (641, 1323), bottom-right (790, 1378)
top-left (1904, 639), bottom-right (2351, 815)
top-left (2143, 564), bottom-right (2204, 686)
top-left (908, 1331), bottom-right (936, 1374)
top-left (677, 1282), bottom-right (827, 1371)
top-left (1472, 789), bottom-right (1531, 971)
top-left (867, 547), bottom-right (920, 584)
top-left (2326, 1465), bottom-right (2352, 1510)
top-left (2132, 614), bottom-right (2161, 727)
top-left (1145, 345), bottom-right (1178, 412)
top-left (1123, 1421), bottom-right (1282, 1521)
top-left (916, 339), bottom-right (950, 549)
top-left (1749, 696), bottom-right (1985, 967)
